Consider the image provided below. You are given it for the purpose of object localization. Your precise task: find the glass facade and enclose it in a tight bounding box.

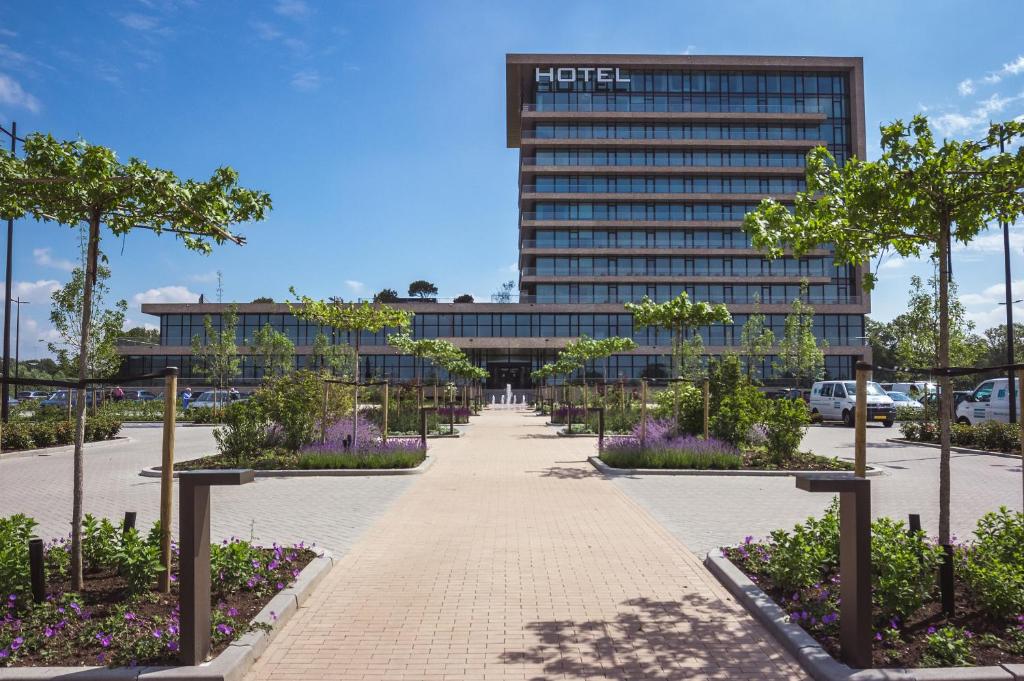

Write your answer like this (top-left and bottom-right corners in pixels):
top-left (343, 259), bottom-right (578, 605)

top-left (531, 175), bottom-right (805, 194)
top-left (529, 149), bottom-right (808, 167)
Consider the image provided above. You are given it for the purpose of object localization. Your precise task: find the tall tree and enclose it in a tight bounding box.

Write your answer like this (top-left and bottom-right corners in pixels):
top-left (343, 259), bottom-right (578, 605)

top-left (625, 292), bottom-right (732, 381)
top-left (121, 325), bottom-right (160, 345)
top-left (408, 280), bottom-right (438, 299)
top-left (289, 291), bottom-right (412, 447)
top-left (48, 264), bottom-right (127, 377)
top-left (191, 306), bottom-right (241, 400)
top-left (0, 134), bottom-right (269, 589)
top-left (249, 322), bottom-right (295, 379)
top-left (453, 294), bottom-right (474, 303)
top-left (774, 293), bottom-right (826, 389)
top-left (308, 331), bottom-right (355, 377)
top-left (743, 115), bottom-right (1024, 544)
top-left (373, 288), bottom-right (399, 303)
top-left (738, 296), bottom-right (775, 383)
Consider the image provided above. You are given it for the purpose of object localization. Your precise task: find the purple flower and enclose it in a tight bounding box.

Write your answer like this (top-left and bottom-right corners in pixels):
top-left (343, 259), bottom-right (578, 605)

top-left (44, 626), bottom-right (55, 638)
top-left (889, 618), bottom-right (899, 630)
top-left (11, 637), bottom-right (24, 651)
top-left (0, 649), bottom-right (8, 658)
top-left (276, 582), bottom-right (284, 590)
top-left (167, 641), bottom-right (179, 652)
top-left (152, 628), bottom-right (163, 639)
top-left (216, 623), bottom-right (233, 636)
top-left (822, 613), bottom-right (838, 625)
top-left (874, 632), bottom-right (882, 641)
top-left (96, 632), bottom-right (112, 647)
top-left (124, 612), bottom-right (137, 621)
top-left (227, 607), bottom-right (238, 617)
top-left (927, 626), bottom-right (936, 635)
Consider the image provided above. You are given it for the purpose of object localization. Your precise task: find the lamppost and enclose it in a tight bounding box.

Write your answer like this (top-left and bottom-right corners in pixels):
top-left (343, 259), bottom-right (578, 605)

top-left (999, 129), bottom-right (1018, 423)
top-left (12, 298), bottom-right (28, 381)
top-left (0, 121), bottom-right (21, 422)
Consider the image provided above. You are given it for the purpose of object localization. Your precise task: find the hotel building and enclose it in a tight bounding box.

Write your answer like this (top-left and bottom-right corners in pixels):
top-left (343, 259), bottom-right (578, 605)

top-left (119, 54), bottom-right (870, 390)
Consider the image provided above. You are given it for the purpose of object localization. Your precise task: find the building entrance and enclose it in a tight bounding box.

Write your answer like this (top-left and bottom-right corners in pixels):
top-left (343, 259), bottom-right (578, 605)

top-left (486, 362), bottom-right (532, 389)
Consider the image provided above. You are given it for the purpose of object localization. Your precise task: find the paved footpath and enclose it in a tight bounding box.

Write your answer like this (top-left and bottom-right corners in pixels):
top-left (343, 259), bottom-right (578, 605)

top-left (247, 410), bottom-right (804, 681)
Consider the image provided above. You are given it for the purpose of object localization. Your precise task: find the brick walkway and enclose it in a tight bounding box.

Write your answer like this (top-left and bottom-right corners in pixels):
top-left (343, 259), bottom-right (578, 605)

top-left (247, 410), bottom-right (804, 681)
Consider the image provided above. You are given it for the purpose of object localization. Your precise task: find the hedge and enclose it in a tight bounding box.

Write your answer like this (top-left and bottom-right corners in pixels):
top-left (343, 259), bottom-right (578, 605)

top-left (899, 419), bottom-right (1020, 453)
top-left (1, 417), bottom-right (122, 452)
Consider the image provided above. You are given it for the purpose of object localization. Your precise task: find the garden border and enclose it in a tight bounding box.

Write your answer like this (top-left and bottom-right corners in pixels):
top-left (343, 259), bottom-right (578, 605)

top-left (703, 551), bottom-right (1024, 681)
top-left (886, 439), bottom-right (1021, 460)
top-left (0, 548), bottom-right (336, 681)
top-left (588, 456), bottom-right (884, 477)
top-left (0, 436), bottom-right (131, 460)
top-left (139, 454), bottom-right (435, 478)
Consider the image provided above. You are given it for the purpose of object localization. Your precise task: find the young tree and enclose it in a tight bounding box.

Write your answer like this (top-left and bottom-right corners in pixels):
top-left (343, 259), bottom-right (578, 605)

top-left (625, 292), bottom-right (732, 382)
top-left (738, 296), bottom-right (775, 383)
top-left (387, 333), bottom-right (464, 385)
top-left (774, 294), bottom-right (826, 389)
top-left (48, 264), bottom-right (127, 377)
top-left (408, 280), bottom-right (438, 299)
top-left (249, 322), bottom-right (295, 379)
top-left (308, 331), bottom-right (355, 377)
top-left (289, 291), bottom-right (412, 447)
top-left (743, 115), bottom-right (1024, 544)
top-left (890, 275), bottom-right (980, 371)
top-left (453, 294), bottom-right (474, 303)
top-left (0, 134), bottom-right (269, 589)
top-left (492, 280), bottom-right (515, 303)
top-left (191, 306), bottom-right (241, 402)
top-left (373, 288), bottom-right (399, 303)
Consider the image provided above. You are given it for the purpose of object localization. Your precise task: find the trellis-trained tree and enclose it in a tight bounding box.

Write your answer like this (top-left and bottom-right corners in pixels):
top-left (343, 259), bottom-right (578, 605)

top-left (191, 306), bottom-right (241, 403)
top-left (289, 291), bottom-right (413, 447)
top-left (738, 296), bottom-right (775, 384)
top-left (743, 115), bottom-right (1024, 544)
top-left (531, 336), bottom-right (638, 387)
top-left (408, 280), bottom-right (438, 299)
top-left (249, 322), bottom-right (295, 379)
top-left (387, 333), bottom-right (464, 385)
top-left (0, 134), bottom-right (269, 589)
top-left (625, 292), bottom-right (732, 381)
top-left (774, 292), bottom-right (827, 389)
top-left (48, 264), bottom-right (127, 378)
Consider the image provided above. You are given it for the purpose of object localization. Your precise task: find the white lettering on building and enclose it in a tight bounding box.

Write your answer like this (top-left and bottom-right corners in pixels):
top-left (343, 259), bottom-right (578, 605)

top-left (534, 67), bottom-right (630, 83)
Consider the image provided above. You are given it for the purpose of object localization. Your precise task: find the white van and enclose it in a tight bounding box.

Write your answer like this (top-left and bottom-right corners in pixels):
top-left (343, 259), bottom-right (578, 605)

top-left (955, 378), bottom-right (1020, 425)
top-left (809, 380), bottom-right (896, 427)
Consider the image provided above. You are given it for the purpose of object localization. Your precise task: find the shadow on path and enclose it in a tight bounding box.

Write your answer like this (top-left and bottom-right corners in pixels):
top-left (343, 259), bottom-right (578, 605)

top-left (500, 594), bottom-right (787, 680)
top-left (529, 466), bottom-right (600, 480)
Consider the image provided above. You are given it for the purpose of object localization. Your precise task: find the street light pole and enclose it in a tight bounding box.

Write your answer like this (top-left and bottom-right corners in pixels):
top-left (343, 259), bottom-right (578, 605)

top-left (1, 121), bottom-right (16, 421)
top-left (13, 298), bottom-right (28, 381)
top-left (1000, 131), bottom-right (1018, 423)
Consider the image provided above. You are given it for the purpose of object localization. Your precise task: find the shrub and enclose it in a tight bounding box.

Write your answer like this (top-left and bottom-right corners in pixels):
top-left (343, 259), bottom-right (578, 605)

top-left (602, 418), bottom-right (742, 469)
top-left (895, 405), bottom-right (925, 422)
top-left (764, 500), bottom-right (840, 592)
top-left (211, 538), bottom-right (260, 592)
top-left (0, 418), bottom-right (120, 452)
top-left (961, 507), bottom-right (1024, 618)
top-left (82, 514), bottom-right (119, 571)
top-left (0, 514), bottom-right (37, 608)
top-left (870, 517), bottom-right (943, 621)
top-left (707, 353), bottom-right (743, 414)
top-left (214, 400), bottom-right (274, 466)
top-left (54, 421), bottom-right (74, 445)
top-left (114, 528), bottom-right (163, 595)
top-left (950, 423), bottom-right (976, 447)
top-left (1, 423), bottom-right (34, 450)
top-left (711, 385), bottom-right (766, 447)
top-left (651, 383), bottom-right (703, 435)
top-left (974, 421), bottom-right (1019, 452)
top-left (28, 423), bottom-right (56, 447)
top-left (253, 371), bottom-right (353, 451)
top-left (187, 406), bottom-right (222, 424)
top-left (921, 626), bottom-right (974, 667)
top-left (762, 398), bottom-right (809, 464)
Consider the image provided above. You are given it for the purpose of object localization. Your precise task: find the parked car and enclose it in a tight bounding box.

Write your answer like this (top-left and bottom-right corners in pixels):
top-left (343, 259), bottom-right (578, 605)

top-left (189, 390), bottom-right (243, 409)
top-left (809, 380), bottom-right (896, 427)
top-left (771, 388), bottom-right (809, 402)
top-left (955, 378), bottom-right (1020, 425)
top-left (122, 389), bottom-right (159, 402)
top-left (39, 390), bottom-right (100, 408)
top-left (886, 391), bottom-right (924, 411)
top-left (16, 390), bottom-right (49, 401)
top-left (888, 382), bottom-right (937, 400)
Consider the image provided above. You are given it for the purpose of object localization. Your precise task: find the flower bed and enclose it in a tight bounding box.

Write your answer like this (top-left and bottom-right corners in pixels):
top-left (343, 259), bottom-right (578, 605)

top-left (434, 406), bottom-right (471, 424)
top-left (1, 417), bottom-right (122, 452)
top-left (721, 505), bottom-right (1024, 668)
top-left (0, 513), bottom-right (314, 667)
top-left (599, 419), bottom-right (854, 471)
top-left (900, 419), bottom-right (1021, 454)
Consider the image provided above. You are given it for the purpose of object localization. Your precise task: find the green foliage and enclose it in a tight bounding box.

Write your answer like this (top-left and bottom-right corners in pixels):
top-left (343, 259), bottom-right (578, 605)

top-left (453, 294), bottom-right (474, 303)
top-left (0, 418), bottom-right (120, 451)
top-left (307, 332), bottom-right (355, 377)
top-left (210, 538), bottom-right (261, 592)
top-left (82, 514), bottom-right (119, 571)
top-left (214, 400), bottom-right (275, 465)
top-left (762, 398), bottom-right (810, 463)
top-left (961, 507), bottom-right (1024, 618)
top-left (373, 288), bottom-right (399, 303)
top-left (626, 292), bottom-right (732, 381)
top-left (249, 322), bottom-right (295, 379)
top-left (903, 420), bottom-right (1020, 452)
top-left (113, 529), bottom-right (162, 596)
top-left (532, 335), bottom-right (638, 381)
top-left (707, 353), bottom-right (743, 414)
top-left (251, 370), bottom-right (352, 452)
top-left (47, 265), bottom-right (127, 378)
top-left (408, 280), bottom-right (438, 298)
top-left (0, 514), bottom-right (37, 607)
top-left (600, 447), bottom-right (741, 470)
top-left (774, 289), bottom-right (826, 389)
top-left (651, 383), bottom-right (704, 435)
top-left (764, 500), bottom-right (840, 592)
top-left (739, 297), bottom-right (775, 383)
top-left (921, 626), bottom-right (974, 668)
top-left (296, 449), bottom-right (426, 470)
top-left (870, 517), bottom-right (942, 620)
top-left (710, 384), bottom-right (766, 447)
top-left (191, 306), bottom-right (240, 391)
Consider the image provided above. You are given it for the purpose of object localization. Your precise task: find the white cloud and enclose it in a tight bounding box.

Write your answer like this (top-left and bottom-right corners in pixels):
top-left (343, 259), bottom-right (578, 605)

top-left (274, 0), bottom-right (310, 18)
top-left (954, 224), bottom-right (1024, 254)
top-left (20, 317), bottom-right (61, 358)
top-left (119, 13), bottom-right (161, 31)
top-left (932, 91), bottom-right (1024, 137)
top-left (250, 20), bottom-right (281, 41)
top-left (959, 278), bottom-right (1024, 330)
top-left (13, 279), bottom-right (60, 303)
top-left (32, 248), bottom-right (75, 272)
top-left (188, 271), bottom-right (219, 284)
top-left (290, 70), bottom-right (320, 91)
top-left (681, 45), bottom-right (697, 55)
top-left (123, 319), bottom-right (159, 332)
top-left (878, 257), bottom-right (906, 271)
top-left (132, 286), bottom-right (199, 306)
top-left (957, 79), bottom-right (975, 96)
top-left (344, 280), bottom-right (365, 295)
top-left (0, 72), bottom-right (40, 112)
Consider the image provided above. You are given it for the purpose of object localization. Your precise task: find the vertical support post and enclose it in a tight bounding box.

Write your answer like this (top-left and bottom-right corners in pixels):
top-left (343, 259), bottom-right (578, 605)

top-left (702, 377), bottom-right (710, 439)
top-left (29, 537), bottom-right (44, 603)
top-left (66, 389), bottom-right (72, 421)
top-left (321, 381), bottom-right (329, 444)
top-left (382, 381), bottom-right (389, 443)
top-left (640, 379), bottom-right (648, 443)
top-left (597, 407), bottom-right (605, 453)
top-left (1, 121), bottom-right (14, 423)
top-left (449, 392), bottom-right (455, 435)
top-left (123, 511), bottom-right (137, 534)
top-left (908, 513), bottom-right (921, 536)
top-left (855, 362), bottom-right (868, 478)
top-left (567, 386), bottom-right (573, 433)
top-left (1018, 368), bottom-right (1024, 508)
top-left (420, 407), bottom-right (428, 449)
top-left (158, 367), bottom-right (178, 593)
top-left (1002, 132), bottom-right (1017, 424)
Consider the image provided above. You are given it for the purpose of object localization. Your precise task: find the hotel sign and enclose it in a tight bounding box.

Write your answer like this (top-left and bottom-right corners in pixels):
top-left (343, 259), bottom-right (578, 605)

top-left (535, 67), bottom-right (630, 84)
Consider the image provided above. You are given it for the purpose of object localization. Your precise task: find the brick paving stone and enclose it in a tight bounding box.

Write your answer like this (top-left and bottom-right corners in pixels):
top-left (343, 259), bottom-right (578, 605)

top-left (246, 410), bottom-right (805, 681)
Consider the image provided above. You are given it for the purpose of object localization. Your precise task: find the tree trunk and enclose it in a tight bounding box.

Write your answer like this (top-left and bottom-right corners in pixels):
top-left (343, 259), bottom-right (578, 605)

top-left (937, 222), bottom-right (952, 546)
top-left (352, 334), bottom-right (360, 450)
top-left (71, 210), bottom-right (100, 591)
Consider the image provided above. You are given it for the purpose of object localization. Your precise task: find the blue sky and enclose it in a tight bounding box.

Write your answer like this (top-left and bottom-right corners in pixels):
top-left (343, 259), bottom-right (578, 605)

top-left (1, 0), bottom-right (1023, 358)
